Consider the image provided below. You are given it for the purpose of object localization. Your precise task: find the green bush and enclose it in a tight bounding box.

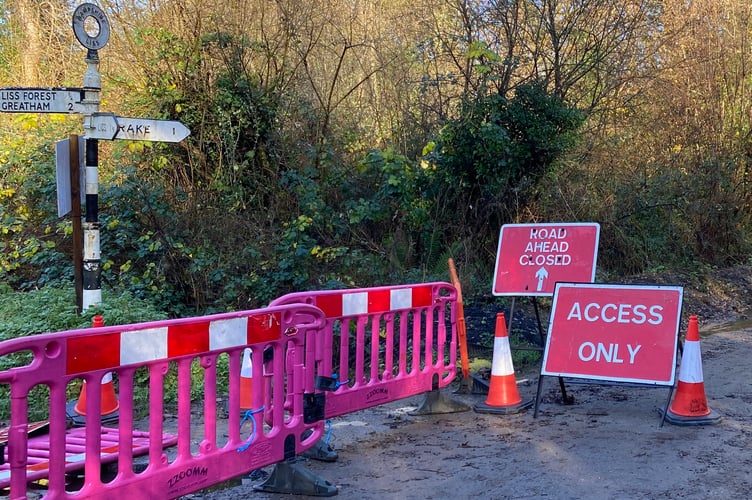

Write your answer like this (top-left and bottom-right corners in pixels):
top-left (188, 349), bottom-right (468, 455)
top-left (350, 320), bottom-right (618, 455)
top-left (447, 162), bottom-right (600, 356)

top-left (0, 286), bottom-right (167, 341)
top-left (423, 81), bottom-right (585, 266)
top-left (0, 286), bottom-right (168, 420)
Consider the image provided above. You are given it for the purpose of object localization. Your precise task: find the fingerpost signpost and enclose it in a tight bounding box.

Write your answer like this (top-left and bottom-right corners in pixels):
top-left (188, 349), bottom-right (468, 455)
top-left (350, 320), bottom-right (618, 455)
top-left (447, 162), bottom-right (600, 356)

top-left (0, 3), bottom-right (191, 312)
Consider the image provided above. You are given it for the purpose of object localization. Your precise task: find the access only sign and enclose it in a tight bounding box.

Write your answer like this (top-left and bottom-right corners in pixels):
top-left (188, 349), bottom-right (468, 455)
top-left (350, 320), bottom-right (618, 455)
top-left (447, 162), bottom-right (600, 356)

top-left (492, 223), bottom-right (600, 296)
top-left (541, 283), bottom-right (683, 385)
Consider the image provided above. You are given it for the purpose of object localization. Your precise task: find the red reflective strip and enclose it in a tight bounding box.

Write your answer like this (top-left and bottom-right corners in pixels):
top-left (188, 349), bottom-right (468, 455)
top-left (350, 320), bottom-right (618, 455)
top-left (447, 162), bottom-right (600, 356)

top-left (248, 312), bottom-right (281, 342)
top-left (315, 294), bottom-right (343, 318)
top-left (167, 321), bottom-right (210, 357)
top-left (411, 285), bottom-right (433, 308)
top-left (66, 333), bottom-right (121, 374)
top-left (368, 289), bottom-right (391, 313)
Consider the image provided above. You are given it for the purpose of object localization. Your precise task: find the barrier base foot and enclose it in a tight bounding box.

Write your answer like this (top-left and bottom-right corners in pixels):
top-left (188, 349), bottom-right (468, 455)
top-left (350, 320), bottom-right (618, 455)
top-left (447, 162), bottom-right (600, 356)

top-left (657, 407), bottom-right (722, 426)
top-left (453, 376), bottom-right (474, 395)
top-left (302, 438), bottom-right (338, 462)
top-left (469, 374), bottom-right (490, 395)
top-left (65, 401), bottom-right (119, 428)
top-left (409, 389), bottom-right (470, 415)
top-left (253, 460), bottom-right (338, 496)
top-left (473, 398), bottom-right (533, 415)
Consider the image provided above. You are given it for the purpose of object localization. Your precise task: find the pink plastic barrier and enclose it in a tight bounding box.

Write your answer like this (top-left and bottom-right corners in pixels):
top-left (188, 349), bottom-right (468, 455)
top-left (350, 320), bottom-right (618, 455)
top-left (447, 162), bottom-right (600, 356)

top-left (0, 304), bottom-right (327, 499)
top-left (0, 282), bottom-right (459, 498)
top-left (269, 282), bottom-right (459, 418)
top-left (0, 427), bottom-right (177, 487)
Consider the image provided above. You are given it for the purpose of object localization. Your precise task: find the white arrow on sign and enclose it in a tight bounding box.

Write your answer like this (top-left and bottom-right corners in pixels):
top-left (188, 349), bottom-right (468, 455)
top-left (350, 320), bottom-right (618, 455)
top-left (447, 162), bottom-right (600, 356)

top-left (87, 113), bottom-right (190, 142)
top-left (535, 266), bottom-right (549, 292)
top-left (0, 87), bottom-right (92, 114)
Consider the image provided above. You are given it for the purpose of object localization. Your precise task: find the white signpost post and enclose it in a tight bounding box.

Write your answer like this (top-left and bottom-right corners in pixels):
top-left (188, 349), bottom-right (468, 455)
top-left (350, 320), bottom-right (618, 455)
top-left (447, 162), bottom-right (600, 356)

top-left (0, 3), bottom-right (190, 312)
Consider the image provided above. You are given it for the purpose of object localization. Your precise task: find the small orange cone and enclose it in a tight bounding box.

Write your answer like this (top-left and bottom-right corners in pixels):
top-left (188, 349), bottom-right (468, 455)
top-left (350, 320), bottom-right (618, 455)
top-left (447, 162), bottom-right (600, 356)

top-left (66, 315), bottom-right (119, 426)
top-left (240, 347), bottom-right (253, 413)
top-left (73, 371), bottom-right (120, 416)
top-left (474, 313), bottom-right (532, 414)
top-left (664, 315), bottom-right (720, 425)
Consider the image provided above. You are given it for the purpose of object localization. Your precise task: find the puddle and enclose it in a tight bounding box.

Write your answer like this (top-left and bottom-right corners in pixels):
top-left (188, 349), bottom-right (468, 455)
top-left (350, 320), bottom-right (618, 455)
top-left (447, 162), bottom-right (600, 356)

top-left (702, 318), bottom-right (752, 335)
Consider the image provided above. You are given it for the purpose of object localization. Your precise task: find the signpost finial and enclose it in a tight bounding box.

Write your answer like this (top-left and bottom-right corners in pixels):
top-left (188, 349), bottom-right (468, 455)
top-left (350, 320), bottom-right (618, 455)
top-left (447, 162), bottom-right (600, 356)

top-left (72, 3), bottom-right (110, 51)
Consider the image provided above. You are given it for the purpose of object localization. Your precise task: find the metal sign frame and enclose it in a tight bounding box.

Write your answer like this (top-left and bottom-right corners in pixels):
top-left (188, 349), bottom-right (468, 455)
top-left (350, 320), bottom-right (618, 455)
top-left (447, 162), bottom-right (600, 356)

top-left (534, 282), bottom-right (684, 424)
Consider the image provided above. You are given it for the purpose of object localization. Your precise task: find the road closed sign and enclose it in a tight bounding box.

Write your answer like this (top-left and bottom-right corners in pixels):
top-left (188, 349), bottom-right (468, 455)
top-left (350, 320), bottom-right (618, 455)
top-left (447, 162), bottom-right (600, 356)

top-left (492, 223), bottom-right (600, 296)
top-left (541, 283), bottom-right (683, 385)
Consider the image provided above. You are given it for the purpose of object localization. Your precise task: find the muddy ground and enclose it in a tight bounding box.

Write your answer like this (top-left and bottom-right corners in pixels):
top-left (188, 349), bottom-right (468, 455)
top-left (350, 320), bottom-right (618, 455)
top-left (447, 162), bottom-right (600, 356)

top-left (186, 266), bottom-right (752, 500)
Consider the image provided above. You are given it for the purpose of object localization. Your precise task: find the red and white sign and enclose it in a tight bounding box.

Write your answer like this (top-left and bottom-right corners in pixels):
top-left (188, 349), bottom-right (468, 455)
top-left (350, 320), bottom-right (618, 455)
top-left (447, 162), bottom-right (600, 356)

top-left (541, 283), bottom-right (683, 385)
top-left (492, 223), bottom-right (600, 296)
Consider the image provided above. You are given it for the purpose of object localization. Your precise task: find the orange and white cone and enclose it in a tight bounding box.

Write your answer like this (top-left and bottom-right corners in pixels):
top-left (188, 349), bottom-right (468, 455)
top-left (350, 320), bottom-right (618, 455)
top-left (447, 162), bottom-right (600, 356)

top-left (66, 315), bottom-right (120, 426)
top-left (240, 348), bottom-right (253, 413)
top-left (664, 315), bottom-right (720, 425)
top-left (474, 313), bottom-right (532, 415)
top-left (73, 371), bottom-right (120, 417)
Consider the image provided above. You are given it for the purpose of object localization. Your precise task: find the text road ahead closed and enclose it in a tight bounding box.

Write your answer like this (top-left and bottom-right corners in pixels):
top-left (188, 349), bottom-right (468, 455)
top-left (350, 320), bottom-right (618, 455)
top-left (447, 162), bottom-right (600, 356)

top-left (492, 223), bottom-right (600, 296)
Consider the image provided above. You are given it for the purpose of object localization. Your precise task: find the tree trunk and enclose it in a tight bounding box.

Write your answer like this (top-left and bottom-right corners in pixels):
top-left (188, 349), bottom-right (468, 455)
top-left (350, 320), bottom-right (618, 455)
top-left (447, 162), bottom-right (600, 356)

top-left (17, 0), bottom-right (43, 85)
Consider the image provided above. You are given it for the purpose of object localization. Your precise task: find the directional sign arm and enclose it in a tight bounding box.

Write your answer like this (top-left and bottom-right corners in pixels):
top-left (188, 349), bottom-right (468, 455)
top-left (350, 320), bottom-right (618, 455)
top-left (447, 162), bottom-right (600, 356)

top-left (85, 112), bottom-right (119, 140)
top-left (0, 87), bottom-right (96, 114)
top-left (86, 113), bottom-right (190, 142)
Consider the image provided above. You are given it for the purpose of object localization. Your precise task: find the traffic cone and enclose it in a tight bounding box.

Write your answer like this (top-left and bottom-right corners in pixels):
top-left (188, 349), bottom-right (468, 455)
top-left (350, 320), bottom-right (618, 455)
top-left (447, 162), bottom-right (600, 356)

top-left (66, 315), bottom-right (119, 426)
top-left (663, 315), bottom-right (720, 425)
top-left (73, 372), bottom-right (120, 416)
top-left (240, 347), bottom-right (253, 413)
top-left (474, 313), bottom-right (532, 415)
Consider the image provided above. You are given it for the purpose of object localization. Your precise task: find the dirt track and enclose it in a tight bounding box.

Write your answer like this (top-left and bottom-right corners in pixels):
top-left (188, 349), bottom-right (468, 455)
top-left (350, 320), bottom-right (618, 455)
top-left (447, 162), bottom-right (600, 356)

top-left (189, 318), bottom-right (752, 500)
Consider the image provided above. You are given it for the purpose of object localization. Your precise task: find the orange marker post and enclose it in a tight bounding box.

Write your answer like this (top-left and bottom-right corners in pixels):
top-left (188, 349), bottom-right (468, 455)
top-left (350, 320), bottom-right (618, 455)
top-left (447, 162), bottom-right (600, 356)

top-left (448, 259), bottom-right (470, 382)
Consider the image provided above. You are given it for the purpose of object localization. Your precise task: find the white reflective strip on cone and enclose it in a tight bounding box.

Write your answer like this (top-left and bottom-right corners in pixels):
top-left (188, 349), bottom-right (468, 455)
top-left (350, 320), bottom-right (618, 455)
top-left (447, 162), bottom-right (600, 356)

top-left (678, 340), bottom-right (704, 383)
top-left (390, 288), bottom-right (413, 310)
top-left (241, 348), bottom-right (253, 377)
top-left (121, 327), bottom-right (168, 365)
top-left (491, 335), bottom-right (515, 377)
top-left (343, 292), bottom-right (368, 316)
top-left (101, 372), bottom-right (113, 383)
top-left (209, 317), bottom-right (248, 350)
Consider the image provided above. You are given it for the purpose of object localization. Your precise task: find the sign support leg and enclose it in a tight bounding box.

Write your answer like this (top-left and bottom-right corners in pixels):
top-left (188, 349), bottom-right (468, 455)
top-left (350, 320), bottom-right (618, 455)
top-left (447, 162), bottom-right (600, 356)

top-left (531, 296), bottom-right (572, 403)
top-left (658, 336), bottom-right (682, 427)
top-left (533, 375), bottom-right (546, 418)
top-left (531, 296), bottom-right (546, 346)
